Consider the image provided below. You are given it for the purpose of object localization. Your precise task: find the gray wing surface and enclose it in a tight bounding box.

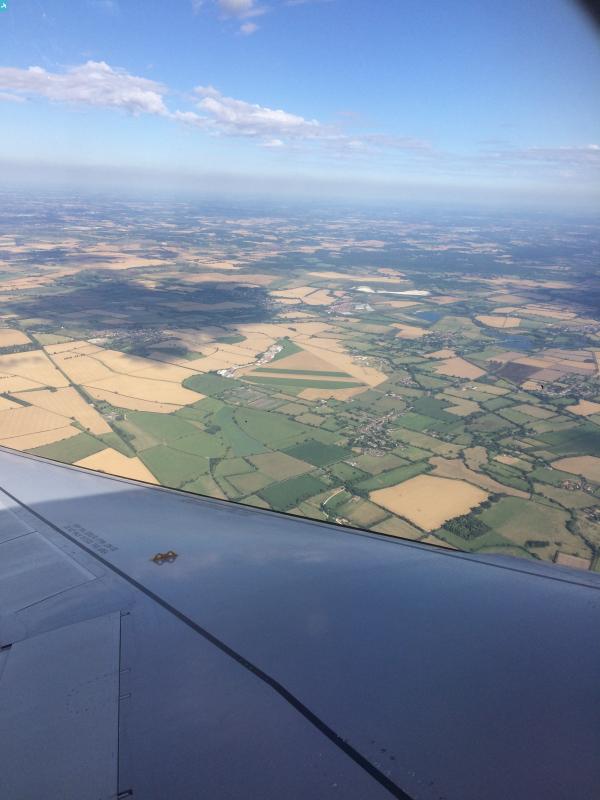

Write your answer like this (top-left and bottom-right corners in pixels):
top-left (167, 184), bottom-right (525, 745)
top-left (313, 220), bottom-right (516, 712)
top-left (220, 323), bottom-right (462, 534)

top-left (0, 446), bottom-right (598, 800)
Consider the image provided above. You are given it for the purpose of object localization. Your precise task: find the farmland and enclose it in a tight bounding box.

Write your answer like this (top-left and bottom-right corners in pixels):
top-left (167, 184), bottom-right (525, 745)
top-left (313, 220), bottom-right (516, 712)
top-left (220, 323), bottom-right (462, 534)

top-left (1, 193), bottom-right (599, 571)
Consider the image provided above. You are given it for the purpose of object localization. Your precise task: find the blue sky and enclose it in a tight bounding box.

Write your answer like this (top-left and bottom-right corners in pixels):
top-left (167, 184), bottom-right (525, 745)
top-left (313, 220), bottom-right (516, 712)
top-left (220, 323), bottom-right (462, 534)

top-left (0, 0), bottom-right (599, 207)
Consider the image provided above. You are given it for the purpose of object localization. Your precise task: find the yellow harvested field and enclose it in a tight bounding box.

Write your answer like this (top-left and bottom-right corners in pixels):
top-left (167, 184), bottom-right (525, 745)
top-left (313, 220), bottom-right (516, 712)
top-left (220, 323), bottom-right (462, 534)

top-left (49, 343), bottom-right (197, 386)
top-left (190, 355), bottom-right (245, 372)
top-left (428, 295), bottom-right (460, 305)
top-left (75, 448), bottom-right (158, 484)
top-left (49, 352), bottom-right (114, 384)
top-left (0, 406), bottom-right (70, 439)
top-left (85, 374), bottom-right (202, 406)
top-left (482, 277), bottom-right (573, 290)
top-left (374, 299), bottom-right (421, 309)
top-left (45, 339), bottom-right (94, 355)
top-left (199, 259), bottom-right (239, 270)
top-left (514, 356), bottom-right (553, 369)
top-left (552, 456), bottom-right (600, 483)
top-left (0, 374), bottom-right (47, 392)
top-left (446, 399), bottom-right (480, 417)
top-left (90, 349), bottom-right (160, 373)
top-left (476, 315), bottom-right (520, 328)
top-left (84, 387), bottom-right (183, 413)
top-left (12, 387), bottom-right (111, 435)
top-left (370, 475), bottom-right (488, 531)
top-left (272, 286), bottom-right (319, 300)
top-left (393, 323), bottom-right (428, 339)
top-left (426, 349), bottom-right (455, 359)
top-left (89, 349), bottom-right (195, 380)
top-left (263, 350), bottom-right (340, 373)
top-left (278, 311), bottom-right (316, 320)
top-left (435, 357), bottom-right (485, 380)
top-left (249, 370), bottom-right (359, 383)
top-left (0, 351), bottom-right (69, 388)
top-left (297, 340), bottom-right (387, 386)
top-left (0, 425), bottom-right (80, 451)
top-left (286, 321), bottom-right (335, 337)
top-left (0, 329), bottom-right (30, 347)
top-left (133, 363), bottom-right (196, 381)
top-left (554, 552), bottom-right (591, 571)
top-left (179, 272), bottom-right (275, 285)
top-left (493, 306), bottom-right (526, 314)
top-left (299, 290), bottom-right (334, 306)
top-left (309, 271), bottom-right (407, 282)
top-left (463, 446), bottom-right (488, 470)
top-left (566, 400), bottom-right (600, 417)
top-left (522, 306), bottom-right (576, 320)
top-left (429, 456), bottom-right (528, 497)
top-left (299, 386), bottom-right (365, 400)
top-left (495, 454), bottom-right (521, 466)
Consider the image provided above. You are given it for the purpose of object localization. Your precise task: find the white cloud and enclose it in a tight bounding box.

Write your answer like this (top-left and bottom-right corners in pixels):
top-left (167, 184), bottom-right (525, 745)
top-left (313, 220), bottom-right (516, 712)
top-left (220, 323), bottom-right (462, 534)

top-left (0, 60), bottom-right (432, 155)
top-left (0, 61), bottom-right (168, 116)
top-left (240, 21), bottom-right (259, 34)
top-left (193, 0), bottom-right (265, 20)
top-left (194, 85), bottom-right (324, 139)
top-left (217, 0), bottom-right (264, 18)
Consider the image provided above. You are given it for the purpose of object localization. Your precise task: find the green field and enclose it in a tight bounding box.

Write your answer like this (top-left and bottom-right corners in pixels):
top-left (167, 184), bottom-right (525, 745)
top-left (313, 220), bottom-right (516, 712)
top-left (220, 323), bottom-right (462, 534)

top-left (248, 451), bottom-right (313, 479)
top-left (99, 430), bottom-right (136, 457)
top-left (353, 452), bottom-right (409, 474)
top-left (357, 461), bottom-right (430, 491)
top-left (213, 457), bottom-right (255, 478)
top-left (336, 497), bottom-right (389, 527)
top-left (228, 471), bottom-right (273, 495)
top-left (270, 338), bottom-right (303, 361)
top-left (184, 372), bottom-right (237, 397)
top-left (476, 496), bottom-right (589, 561)
top-left (213, 406), bottom-right (267, 456)
top-left (124, 411), bottom-right (198, 443)
top-left (328, 461), bottom-right (369, 484)
top-left (260, 473), bottom-right (327, 510)
top-left (139, 445), bottom-right (210, 487)
top-left (284, 440), bottom-right (352, 467)
top-left (539, 423), bottom-right (600, 456)
top-left (28, 432), bottom-right (106, 463)
top-left (234, 407), bottom-right (336, 449)
top-left (170, 430), bottom-right (228, 458)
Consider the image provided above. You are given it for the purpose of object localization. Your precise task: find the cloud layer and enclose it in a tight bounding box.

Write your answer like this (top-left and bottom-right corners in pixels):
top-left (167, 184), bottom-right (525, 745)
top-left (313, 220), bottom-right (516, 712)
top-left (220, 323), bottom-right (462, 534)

top-left (194, 85), bottom-right (323, 139)
top-left (1, 60), bottom-right (597, 184)
top-left (0, 61), bottom-right (168, 116)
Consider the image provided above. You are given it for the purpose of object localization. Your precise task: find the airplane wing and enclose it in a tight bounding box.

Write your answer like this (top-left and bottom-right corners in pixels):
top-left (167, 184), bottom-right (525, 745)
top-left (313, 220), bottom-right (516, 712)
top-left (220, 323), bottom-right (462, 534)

top-left (0, 446), bottom-right (598, 800)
